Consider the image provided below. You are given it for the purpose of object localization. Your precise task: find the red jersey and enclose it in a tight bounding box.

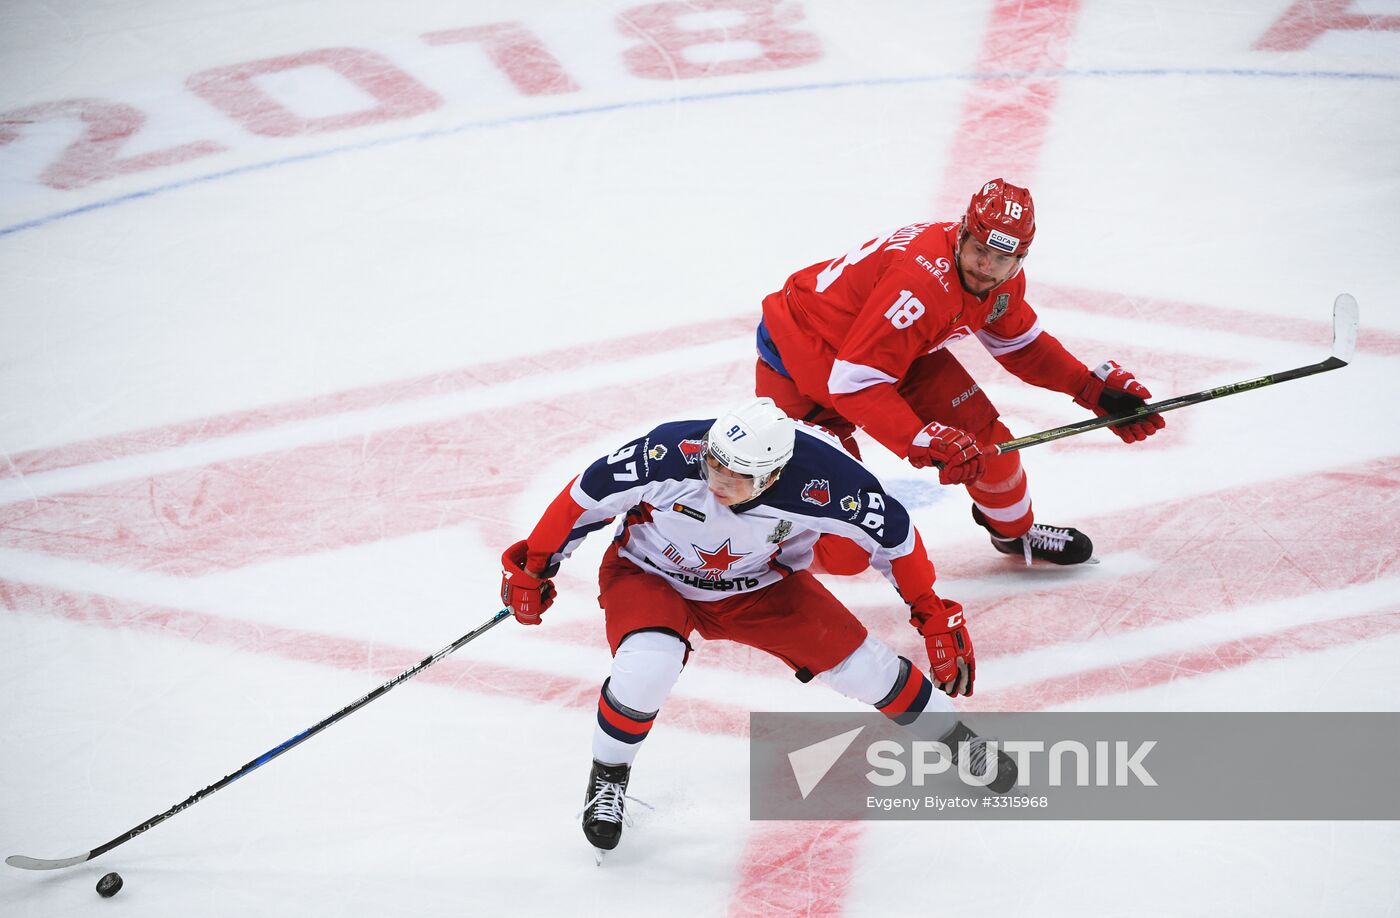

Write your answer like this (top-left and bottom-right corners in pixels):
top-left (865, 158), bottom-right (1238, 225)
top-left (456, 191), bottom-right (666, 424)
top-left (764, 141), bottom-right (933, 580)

top-left (762, 221), bottom-right (1089, 456)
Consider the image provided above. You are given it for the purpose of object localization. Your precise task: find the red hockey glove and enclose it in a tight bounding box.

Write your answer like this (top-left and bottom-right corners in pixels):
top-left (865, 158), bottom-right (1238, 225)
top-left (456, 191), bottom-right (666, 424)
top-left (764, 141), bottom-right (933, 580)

top-left (913, 598), bottom-right (975, 697)
top-left (908, 421), bottom-right (985, 485)
top-left (501, 540), bottom-right (557, 625)
top-left (1074, 360), bottom-right (1166, 444)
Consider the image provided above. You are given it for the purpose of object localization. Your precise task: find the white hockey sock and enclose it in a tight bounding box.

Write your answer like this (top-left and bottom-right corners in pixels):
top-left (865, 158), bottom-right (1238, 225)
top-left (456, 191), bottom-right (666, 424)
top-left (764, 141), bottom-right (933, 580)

top-left (819, 636), bottom-right (957, 733)
top-left (592, 631), bottom-right (685, 766)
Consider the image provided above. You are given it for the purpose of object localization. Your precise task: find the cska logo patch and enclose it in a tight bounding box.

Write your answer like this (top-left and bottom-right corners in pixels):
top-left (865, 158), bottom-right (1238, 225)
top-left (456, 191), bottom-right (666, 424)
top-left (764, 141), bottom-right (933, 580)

top-left (647, 443), bottom-right (668, 461)
top-left (679, 439), bottom-right (706, 464)
top-left (801, 479), bottom-right (831, 506)
top-left (986, 293), bottom-right (1009, 323)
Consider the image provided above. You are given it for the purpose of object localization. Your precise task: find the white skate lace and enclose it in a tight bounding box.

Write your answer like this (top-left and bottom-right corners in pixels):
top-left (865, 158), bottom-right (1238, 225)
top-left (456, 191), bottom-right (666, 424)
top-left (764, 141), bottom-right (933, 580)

top-left (954, 735), bottom-right (1014, 790)
top-left (1025, 524), bottom-right (1072, 552)
top-left (579, 783), bottom-right (653, 827)
top-left (583, 781), bottom-right (627, 826)
top-left (1018, 524), bottom-right (1072, 566)
top-left (953, 737), bottom-right (991, 777)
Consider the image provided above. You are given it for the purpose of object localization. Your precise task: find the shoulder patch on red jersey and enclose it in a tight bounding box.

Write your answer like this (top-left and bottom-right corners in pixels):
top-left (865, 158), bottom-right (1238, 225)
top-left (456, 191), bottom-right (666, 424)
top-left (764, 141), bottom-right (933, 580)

top-left (987, 293), bottom-right (1010, 323)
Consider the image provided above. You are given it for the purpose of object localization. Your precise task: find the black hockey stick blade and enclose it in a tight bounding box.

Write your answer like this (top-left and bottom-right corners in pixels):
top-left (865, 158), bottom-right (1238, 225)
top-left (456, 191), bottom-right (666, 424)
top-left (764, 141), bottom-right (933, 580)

top-left (6, 608), bottom-right (514, 871)
top-left (995, 294), bottom-right (1359, 455)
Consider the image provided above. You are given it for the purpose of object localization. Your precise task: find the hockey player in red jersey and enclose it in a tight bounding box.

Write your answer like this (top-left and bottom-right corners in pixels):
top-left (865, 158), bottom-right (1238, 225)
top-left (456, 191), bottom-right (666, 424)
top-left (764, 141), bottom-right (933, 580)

top-left (755, 179), bottom-right (1165, 565)
top-left (499, 398), bottom-right (1014, 858)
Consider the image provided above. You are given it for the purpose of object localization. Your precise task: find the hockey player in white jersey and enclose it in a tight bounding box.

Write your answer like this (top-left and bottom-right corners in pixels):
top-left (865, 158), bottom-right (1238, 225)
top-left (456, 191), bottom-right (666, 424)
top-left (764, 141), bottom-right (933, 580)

top-left (499, 398), bottom-right (1013, 857)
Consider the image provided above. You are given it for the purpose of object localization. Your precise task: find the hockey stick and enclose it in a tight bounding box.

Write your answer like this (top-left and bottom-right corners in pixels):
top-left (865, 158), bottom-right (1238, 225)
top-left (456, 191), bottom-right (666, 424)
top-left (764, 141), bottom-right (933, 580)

top-left (991, 293), bottom-right (1359, 456)
top-left (6, 608), bottom-right (514, 871)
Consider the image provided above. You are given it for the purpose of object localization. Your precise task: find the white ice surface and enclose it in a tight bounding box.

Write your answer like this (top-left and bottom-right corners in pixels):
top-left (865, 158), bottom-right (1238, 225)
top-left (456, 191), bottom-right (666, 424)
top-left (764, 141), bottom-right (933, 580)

top-left (2, 1), bottom-right (1398, 916)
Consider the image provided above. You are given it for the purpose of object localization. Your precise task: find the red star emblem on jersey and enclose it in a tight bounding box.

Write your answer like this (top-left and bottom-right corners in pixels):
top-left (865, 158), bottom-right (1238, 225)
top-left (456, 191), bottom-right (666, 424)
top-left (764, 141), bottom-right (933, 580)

top-left (693, 539), bottom-right (747, 573)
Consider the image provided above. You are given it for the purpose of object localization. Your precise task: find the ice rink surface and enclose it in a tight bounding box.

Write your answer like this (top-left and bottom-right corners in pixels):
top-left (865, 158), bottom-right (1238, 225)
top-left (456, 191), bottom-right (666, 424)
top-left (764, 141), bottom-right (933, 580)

top-left (2, 1), bottom-right (1398, 915)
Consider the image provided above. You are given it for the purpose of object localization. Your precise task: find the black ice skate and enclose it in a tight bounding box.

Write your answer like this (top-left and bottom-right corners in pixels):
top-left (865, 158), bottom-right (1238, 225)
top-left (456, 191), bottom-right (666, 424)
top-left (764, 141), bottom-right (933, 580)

top-left (582, 760), bottom-right (632, 860)
top-left (972, 505), bottom-right (1094, 566)
top-left (941, 721), bottom-right (1018, 794)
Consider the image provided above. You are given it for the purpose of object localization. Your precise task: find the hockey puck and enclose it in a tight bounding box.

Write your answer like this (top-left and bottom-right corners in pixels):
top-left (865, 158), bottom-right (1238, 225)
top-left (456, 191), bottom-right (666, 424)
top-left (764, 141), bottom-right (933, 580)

top-left (96, 872), bottom-right (123, 898)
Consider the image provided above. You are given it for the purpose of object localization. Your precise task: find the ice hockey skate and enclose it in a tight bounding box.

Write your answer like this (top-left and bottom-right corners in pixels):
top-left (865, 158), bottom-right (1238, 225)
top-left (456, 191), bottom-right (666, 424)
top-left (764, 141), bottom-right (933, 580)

top-left (972, 505), bottom-right (1094, 566)
top-left (941, 721), bottom-right (1018, 794)
top-left (582, 759), bottom-right (632, 864)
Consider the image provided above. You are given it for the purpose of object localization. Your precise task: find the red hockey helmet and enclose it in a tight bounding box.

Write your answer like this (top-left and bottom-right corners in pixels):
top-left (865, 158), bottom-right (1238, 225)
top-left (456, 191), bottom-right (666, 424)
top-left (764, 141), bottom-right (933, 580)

top-left (961, 178), bottom-right (1035, 256)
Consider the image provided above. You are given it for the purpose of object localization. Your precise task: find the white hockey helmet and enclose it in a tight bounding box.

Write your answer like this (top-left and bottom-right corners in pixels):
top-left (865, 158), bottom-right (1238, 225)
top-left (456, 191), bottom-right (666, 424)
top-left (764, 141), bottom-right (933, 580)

top-left (702, 397), bottom-right (796, 495)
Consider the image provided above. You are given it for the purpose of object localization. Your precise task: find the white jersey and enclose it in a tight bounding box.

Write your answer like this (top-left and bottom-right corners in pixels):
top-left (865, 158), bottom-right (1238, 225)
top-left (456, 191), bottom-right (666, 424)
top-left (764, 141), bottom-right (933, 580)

top-left (527, 419), bottom-right (933, 604)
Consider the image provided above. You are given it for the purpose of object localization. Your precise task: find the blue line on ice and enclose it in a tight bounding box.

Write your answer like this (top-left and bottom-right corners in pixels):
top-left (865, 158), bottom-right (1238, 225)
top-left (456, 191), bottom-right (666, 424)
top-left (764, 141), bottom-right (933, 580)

top-left (2, 66), bottom-right (1396, 240)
